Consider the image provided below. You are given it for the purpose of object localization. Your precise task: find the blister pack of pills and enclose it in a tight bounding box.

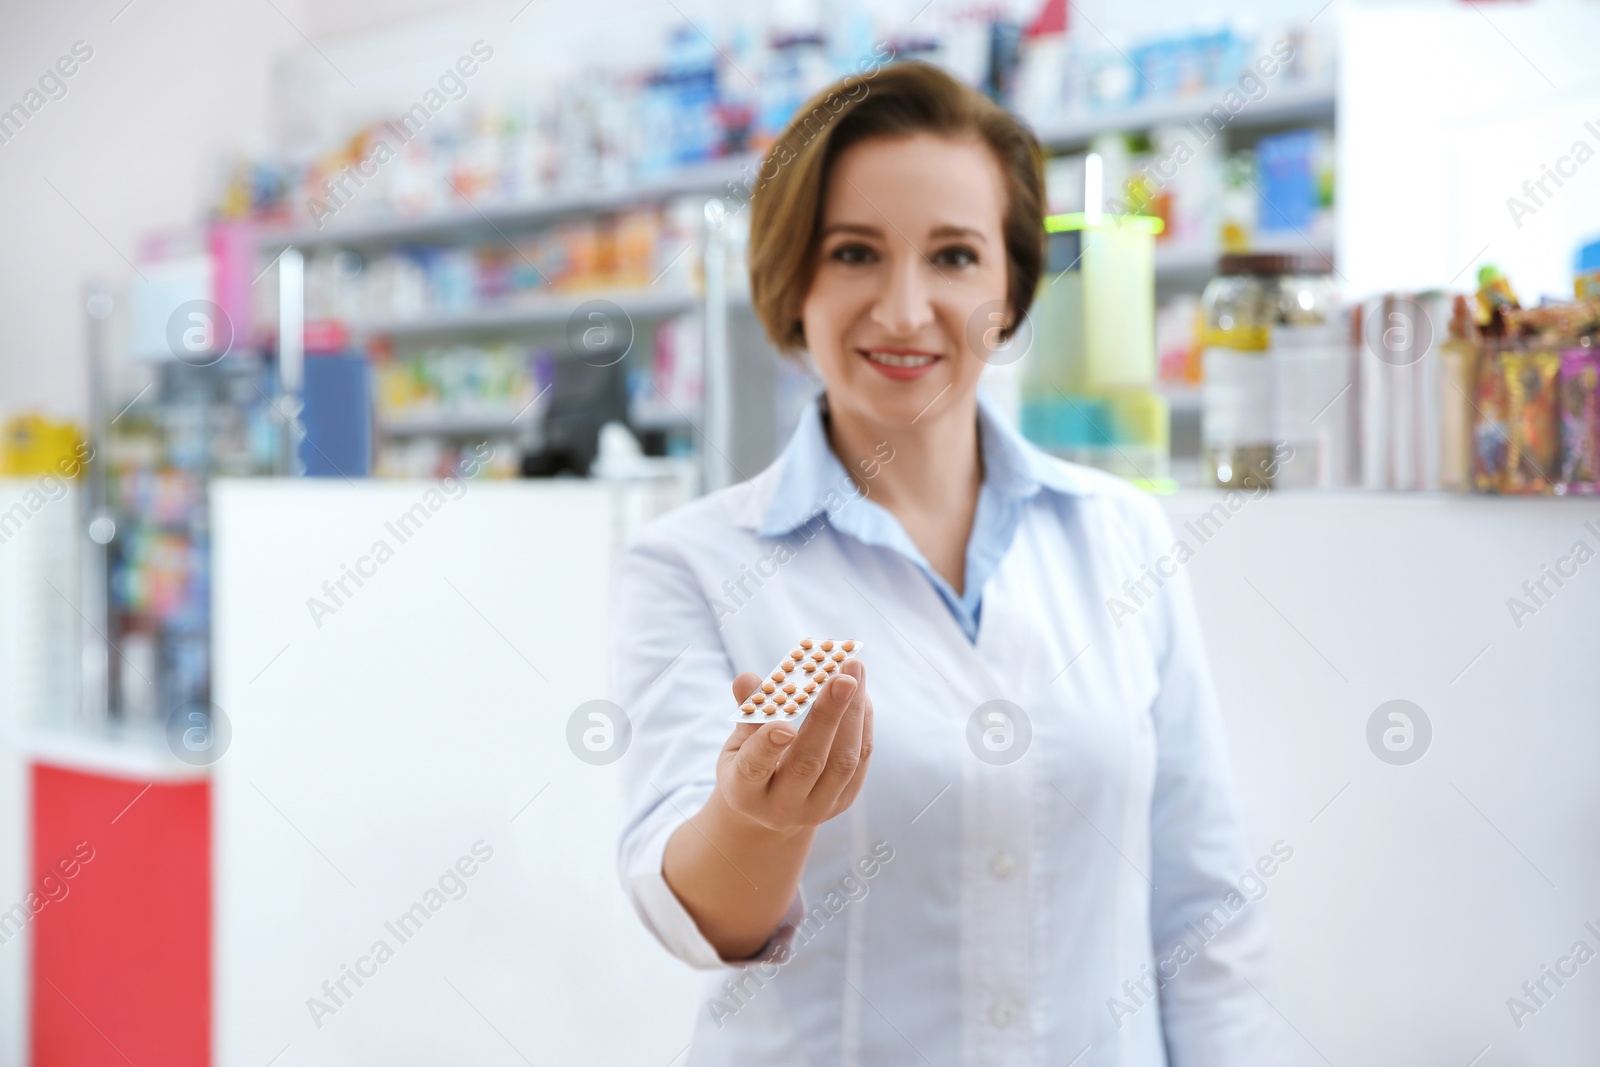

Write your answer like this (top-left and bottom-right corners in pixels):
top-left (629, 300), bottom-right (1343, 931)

top-left (731, 638), bottom-right (864, 723)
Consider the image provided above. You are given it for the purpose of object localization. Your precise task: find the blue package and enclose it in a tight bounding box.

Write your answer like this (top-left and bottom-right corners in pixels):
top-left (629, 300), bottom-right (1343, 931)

top-left (300, 351), bottom-right (372, 477)
top-left (1578, 238), bottom-right (1600, 273)
top-left (1256, 129), bottom-right (1318, 232)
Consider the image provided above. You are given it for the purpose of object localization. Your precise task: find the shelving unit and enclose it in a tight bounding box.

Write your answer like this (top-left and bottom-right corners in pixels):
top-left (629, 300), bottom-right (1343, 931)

top-left (1030, 75), bottom-right (1339, 487)
top-left (260, 155), bottom-right (755, 251)
top-left (347, 286), bottom-right (701, 341)
top-left (269, 168), bottom-right (749, 489)
top-left (1041, 76), bottom-right (1339, 290)
top-left (1154, 233), bottom-right (1337, 287)
top-left (378, 410), bottom-right (533, 437)
top-left (261, 69), bottom-right (1338, 491)
top-left (1033, 77), bottom-right (1336, 150)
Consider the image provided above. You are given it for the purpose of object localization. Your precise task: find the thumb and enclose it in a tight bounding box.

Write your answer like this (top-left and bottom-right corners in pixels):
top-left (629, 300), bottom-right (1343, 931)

top-left (733, 718), bottom-right (797, 785)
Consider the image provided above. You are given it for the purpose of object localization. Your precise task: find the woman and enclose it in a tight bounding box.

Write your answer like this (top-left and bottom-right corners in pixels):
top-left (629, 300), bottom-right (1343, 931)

top-left (614, 61), bottom-right (1274, 1065)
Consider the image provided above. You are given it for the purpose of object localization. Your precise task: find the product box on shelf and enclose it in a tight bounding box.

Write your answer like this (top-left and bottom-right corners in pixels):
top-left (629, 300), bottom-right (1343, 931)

top-left (1469, 270), bottom-right (1600, 495)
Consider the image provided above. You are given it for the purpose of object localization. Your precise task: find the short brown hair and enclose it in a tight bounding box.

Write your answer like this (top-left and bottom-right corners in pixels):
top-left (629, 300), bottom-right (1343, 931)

top-left (746, 60), bottom-right (1045, 354)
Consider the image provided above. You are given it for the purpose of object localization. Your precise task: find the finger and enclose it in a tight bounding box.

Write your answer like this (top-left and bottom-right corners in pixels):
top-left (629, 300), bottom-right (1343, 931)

top-left (831, 692), bottom-right (874, 811)
top-left (771, 663), bottom-right (858, 802)
top-left (812, 660), bottom-right (867, 805)
top-left (723, 719), bottom-right (760, 753)
top-left (731, 717), bottom-right (799, 790)
top-left (730, 670), bottom-right (764, 705)
top-left (721, 672), bottom-right (769, 754)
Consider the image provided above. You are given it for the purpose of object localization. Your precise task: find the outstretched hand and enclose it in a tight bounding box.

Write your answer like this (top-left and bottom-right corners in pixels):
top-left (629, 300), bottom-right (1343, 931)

top-left (714, 657), bottom-right (873, 835)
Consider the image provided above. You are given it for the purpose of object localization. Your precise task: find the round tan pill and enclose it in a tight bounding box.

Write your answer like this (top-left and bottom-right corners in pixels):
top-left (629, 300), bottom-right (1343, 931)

top-left (780, 659), bottom-right (795, 671)
top-left (752, 692), bottom-right (764, 704)
top-left (821, 639), bottom-right (835, 651)
top-left (799, 638), bottom-right (814, 650)
top-left (771, 670), bottom-right (785, 682)
top-left (790, 648), bottom-right (803, 661)
top-left (823, 660), bottom-right (838, 673)
top-left (811, 650), bottom-right (825, 661)
top-left (831, 650), bottom-right (845, 662)
top-left (741, 703), bottom-right (755, 714)
top-left (784, 701), bottom-right (799, 714)
top-left (804, 679), bottom-right (817, 693)
top-left (762, 704), bottom-right (777, 716)
top-left (842, 640), bottom-right (856, 651)
top-left (801, 661), bottom-right (816, 672)
top-left (762, 681), bottom-right (775, 694)
top-left (783, 682), bottom-right (796, 694)
top-left (795, 692), bottom-right (809, 705)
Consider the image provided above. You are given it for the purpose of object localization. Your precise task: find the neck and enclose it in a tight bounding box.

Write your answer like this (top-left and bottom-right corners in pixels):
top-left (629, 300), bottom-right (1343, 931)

top-left (824, 391), bottom-right (984, 517)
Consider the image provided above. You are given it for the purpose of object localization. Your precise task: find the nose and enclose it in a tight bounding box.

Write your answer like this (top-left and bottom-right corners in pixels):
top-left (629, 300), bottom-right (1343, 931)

top-left (870, 247), bottom-right (936, 337)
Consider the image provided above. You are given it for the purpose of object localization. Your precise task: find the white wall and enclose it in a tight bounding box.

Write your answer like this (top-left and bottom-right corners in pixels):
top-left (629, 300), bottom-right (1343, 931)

top-left (0, 1), bottom-right (297, 418)
top-left (1340, 1), bottom-right (1600, 301)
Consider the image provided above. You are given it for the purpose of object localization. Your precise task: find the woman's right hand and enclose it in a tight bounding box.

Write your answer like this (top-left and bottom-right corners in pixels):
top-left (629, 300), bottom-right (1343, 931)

top-left (713, 657), bottom-right (873, 836)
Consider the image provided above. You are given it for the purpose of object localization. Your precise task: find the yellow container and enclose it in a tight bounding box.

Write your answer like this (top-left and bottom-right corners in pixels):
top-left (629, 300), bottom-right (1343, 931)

top-left (2, 414), bottom-right (89, 477)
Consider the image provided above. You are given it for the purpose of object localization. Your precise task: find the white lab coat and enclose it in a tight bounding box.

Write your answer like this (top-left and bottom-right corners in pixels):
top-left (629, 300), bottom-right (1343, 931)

top-left (613, 400), bottom-right (1276, 1066)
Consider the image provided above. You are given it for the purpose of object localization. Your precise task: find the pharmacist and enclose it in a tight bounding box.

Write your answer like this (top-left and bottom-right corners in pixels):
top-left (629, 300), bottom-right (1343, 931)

top-left (615, 62), bottom-right (1275, 1065)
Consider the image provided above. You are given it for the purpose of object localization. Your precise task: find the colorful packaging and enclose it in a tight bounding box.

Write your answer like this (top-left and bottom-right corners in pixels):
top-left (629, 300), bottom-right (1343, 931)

top-left (1502, 349), bottom-right (1560, 493)
top-left (509, 233), bottom-right (554, 292)
top-left (1559, 348), bottom-right (1600, 493)
top-left (1576, 239), bottom-right (1600, 300)
top-left (557, 219), bottom-right (602, 289)
top-left (1472, 345), bottom-right (1510, 492)
top-left (613, 208), bottom-right (662, 288)
top-left (474, 246), bottom-right (513, 302)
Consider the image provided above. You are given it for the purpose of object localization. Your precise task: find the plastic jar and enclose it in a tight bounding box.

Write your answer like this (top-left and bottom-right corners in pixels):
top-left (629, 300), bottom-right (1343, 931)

top-left (1200, 253), bottom-right (1343, 489)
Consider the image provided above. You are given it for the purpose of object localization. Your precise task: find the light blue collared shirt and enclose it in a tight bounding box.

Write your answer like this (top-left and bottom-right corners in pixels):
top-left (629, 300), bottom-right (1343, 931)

top-left (758, 392), bottom-right (1082, 643)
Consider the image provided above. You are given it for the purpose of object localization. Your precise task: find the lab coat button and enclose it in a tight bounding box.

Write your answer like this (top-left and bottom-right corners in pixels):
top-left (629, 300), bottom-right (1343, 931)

top-left (989, 850), bottom-right (1015, 878)
top-left (990, 999), bottom-right (1017, 1028)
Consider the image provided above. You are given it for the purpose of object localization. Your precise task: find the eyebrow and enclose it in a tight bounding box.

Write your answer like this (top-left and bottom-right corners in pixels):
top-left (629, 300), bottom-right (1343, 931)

top-left (821, 221), bottom-right (990, 243)
top-left (929, 224), bottom-right (987, 243)
top-left (821, 222), bottom-right (884, 239)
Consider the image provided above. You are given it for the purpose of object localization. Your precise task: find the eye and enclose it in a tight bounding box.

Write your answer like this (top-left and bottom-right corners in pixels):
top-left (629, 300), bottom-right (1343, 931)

top-left (830, 242), bottom-right (876, 265)
top-left (933, 245), bottom-right (979, 268)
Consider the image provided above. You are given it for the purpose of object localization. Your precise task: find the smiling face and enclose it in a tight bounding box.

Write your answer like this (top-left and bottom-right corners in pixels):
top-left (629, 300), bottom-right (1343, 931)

top-left (801, 132), bottom-right (1012, 430)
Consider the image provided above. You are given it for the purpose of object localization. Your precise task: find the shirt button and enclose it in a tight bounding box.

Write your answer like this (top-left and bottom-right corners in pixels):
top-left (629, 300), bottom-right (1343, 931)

top-left (990, 999), bottom-right (1017, 1028)
top-left (989, 850), bottom-right (1015, 879)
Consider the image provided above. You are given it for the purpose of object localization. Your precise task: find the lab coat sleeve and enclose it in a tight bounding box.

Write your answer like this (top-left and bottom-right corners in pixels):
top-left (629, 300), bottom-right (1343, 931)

top-left (612, 523), bottom-right (806, 971)
top-left (1130, 497), bottom-right (1279, 1066)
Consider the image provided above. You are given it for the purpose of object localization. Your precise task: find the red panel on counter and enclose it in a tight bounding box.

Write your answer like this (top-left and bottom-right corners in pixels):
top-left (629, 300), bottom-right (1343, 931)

top-left (28, 763), bottom-right (210, 1067)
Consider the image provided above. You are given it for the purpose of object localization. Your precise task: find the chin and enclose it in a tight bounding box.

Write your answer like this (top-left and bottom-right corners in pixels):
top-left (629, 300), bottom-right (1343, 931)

top-left (834, 365), bottom-right (960, 427)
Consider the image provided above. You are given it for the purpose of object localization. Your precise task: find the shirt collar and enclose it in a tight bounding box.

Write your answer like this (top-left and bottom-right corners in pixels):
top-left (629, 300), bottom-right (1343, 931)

top-left (755, 389), bottom-right (1094, 538)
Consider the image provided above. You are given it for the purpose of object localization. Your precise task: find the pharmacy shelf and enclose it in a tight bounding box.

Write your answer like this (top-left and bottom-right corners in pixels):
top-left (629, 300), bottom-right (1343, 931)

top-left (350, 287), bottom-right (698, 339)
top-left (1033, 77), bottom-right (1337, 149)
top-left (1154, 242), bottom-right (1222, 285)
top-left (262, 155), bottom-right (757, 250)
top-left (381, 405), bottom-right (696, 438)
top-left (1153, 235), bottom-right (1337, 289)
top-left (260, 84), bottom-right (1334, 253)
top-left (379, 411), bottom-right (533, 437)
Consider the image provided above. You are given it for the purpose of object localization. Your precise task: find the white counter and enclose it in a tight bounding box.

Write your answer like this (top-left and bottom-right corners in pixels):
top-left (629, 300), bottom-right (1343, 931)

top-left (199, 484), bottom-right (1598, 1066)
